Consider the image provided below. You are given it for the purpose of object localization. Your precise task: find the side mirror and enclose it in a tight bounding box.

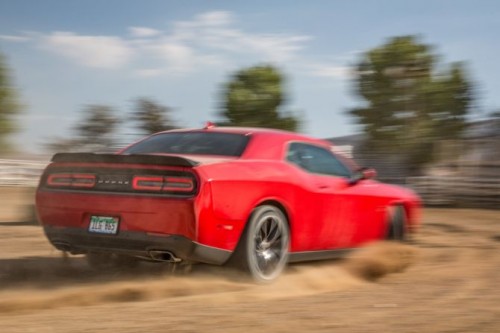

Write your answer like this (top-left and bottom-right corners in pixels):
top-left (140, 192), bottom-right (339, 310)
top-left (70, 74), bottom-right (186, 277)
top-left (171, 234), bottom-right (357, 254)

top-left (361, 167), bottom-right (377, 180)
top-left (348, 167), bottom-right (377, 185)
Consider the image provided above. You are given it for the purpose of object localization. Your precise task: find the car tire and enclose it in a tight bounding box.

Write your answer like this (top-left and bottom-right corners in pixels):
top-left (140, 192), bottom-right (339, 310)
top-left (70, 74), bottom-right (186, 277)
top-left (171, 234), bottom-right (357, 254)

top-left (231, 205), bottom-right (290, 283)
top-left (386, 205), bottom-right (407, 241)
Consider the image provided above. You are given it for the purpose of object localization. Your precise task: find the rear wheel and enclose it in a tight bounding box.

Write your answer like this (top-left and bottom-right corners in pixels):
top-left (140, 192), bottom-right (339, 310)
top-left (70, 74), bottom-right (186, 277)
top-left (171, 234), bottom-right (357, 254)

top-left (386, 205), bottom-right (407, 241)
top-left (231, 205), bottom-right (290, 283)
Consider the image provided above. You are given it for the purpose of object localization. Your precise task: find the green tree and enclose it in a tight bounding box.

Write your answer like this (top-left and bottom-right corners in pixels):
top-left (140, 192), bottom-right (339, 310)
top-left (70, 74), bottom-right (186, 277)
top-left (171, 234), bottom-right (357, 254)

top-left (131, 98), bottom-right (176, 135)
top-left (0, 52), bottom-right (21, 153)
top-left (45, 104), bottom-right (121, 153)
top-left (74, 104), bottom-right (121, 151)
top-left (349, 36), bottom-right (473, 169)
top-left (490, 110), bottom-right (500, 118)
top-left (220, 65), bottom-right (299, 131)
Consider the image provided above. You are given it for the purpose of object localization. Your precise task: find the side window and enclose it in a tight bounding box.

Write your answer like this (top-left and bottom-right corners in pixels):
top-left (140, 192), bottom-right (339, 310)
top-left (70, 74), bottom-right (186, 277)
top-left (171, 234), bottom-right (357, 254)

top-left (286, 142), bottom-right (352, 178)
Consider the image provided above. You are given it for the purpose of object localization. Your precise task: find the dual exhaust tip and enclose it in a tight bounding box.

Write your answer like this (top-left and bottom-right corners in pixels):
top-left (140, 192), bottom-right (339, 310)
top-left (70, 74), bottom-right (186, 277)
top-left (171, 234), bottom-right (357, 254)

top-left (148, 250), bottom-right (182, 263)
top-left (51, 241), bottom-right (182, 263)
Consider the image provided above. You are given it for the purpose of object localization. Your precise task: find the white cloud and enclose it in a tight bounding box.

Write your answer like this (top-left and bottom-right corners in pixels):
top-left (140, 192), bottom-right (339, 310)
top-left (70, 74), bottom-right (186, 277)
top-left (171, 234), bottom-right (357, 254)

top-left (173, 10), bottom-right (233, 34)
top-left (239, 34), bottom-right (312, 62)
top-left (0, 34), bottom-right (31, 42)
top-left (153, 41), bottom-right (194, 72)
top-left (169, 11), bottom-right (311, 63)
top-left (126, 11), bottom-right (312, 74)
top-left (195, 11), bottom-right (233, 26)
top-left (128, 26), bottom-right (161, 38)
top-left (43, 32), bottom-right (133, 69)
top-left (17, 11), bottom-right (348, 79)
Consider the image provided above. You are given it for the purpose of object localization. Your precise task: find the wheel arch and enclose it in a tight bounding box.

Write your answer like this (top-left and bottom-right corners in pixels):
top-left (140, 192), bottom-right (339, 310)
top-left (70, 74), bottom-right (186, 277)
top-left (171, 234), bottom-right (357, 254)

top-left (227, 199), bottom-right (291, 263)
top-left (240, 199), bottom-right (292, 245)
top-left (387, 200), bottom-right (410, 221)
top-left (255, 199), bottom-right (291, 227)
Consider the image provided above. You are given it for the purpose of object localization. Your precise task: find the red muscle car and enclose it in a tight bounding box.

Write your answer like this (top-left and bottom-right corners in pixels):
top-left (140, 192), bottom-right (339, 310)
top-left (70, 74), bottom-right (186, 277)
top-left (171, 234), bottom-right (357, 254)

top-left (36, 125), bottom-right (420, 282)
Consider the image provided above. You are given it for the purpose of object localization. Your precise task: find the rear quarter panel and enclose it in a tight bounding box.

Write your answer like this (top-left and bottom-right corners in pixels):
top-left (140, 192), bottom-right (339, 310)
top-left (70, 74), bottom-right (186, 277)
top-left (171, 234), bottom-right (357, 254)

top-left (195, 160), bottom-right (321, 252)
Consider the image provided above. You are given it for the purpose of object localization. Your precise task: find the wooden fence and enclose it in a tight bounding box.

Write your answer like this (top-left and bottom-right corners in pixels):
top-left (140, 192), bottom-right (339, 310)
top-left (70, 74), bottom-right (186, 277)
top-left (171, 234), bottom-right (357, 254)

top-left (406, 176), bottom-right (500, 208)
top-left (0, 159), bottom-right (47, 187)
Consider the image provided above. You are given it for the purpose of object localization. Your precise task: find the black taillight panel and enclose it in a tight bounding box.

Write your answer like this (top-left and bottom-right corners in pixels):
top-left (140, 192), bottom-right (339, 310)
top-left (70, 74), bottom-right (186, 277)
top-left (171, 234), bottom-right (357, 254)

top-left (41, 166), bottom-right (198, 196)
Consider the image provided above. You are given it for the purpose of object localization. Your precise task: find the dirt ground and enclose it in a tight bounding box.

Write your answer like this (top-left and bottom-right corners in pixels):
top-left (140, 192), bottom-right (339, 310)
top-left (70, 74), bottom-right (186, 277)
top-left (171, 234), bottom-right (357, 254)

top-left (0, 187), bottom-right (36, 223)
top-left (0, 188), bottom-right (499, 332)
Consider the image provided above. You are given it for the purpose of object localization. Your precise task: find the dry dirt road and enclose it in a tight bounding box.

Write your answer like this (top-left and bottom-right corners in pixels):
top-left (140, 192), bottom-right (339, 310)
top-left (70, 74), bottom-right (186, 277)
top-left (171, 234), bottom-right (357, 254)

top-left (0, 190), bottom-right (498, 333)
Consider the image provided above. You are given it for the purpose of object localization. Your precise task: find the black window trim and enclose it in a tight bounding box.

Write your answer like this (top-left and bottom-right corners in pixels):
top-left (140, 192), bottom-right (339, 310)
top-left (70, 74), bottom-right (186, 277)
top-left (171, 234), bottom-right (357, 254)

top-left (121, 131), bottom-right (252, 157)
top-left (284, 140), bottom-right (353, 178)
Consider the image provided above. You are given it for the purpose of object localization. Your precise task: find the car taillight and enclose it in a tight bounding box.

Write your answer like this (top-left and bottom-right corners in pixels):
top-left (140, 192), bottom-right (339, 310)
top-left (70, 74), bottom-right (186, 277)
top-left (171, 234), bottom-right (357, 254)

top-left (132, 176), bottom-right (164, 191)
top-left (164, 176), bottom-right (195, 192)
top-left (47, 173), bottom-right (96, 188)
top-left (132, 175), bottom-right (195, 193)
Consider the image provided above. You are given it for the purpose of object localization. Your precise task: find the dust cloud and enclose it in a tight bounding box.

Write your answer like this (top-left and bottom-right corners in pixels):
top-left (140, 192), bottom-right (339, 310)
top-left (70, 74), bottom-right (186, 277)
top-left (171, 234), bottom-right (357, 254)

top-left (0, 241), bottom-right (416, 314)
top-left (1, 208), bottom-right (499, 332)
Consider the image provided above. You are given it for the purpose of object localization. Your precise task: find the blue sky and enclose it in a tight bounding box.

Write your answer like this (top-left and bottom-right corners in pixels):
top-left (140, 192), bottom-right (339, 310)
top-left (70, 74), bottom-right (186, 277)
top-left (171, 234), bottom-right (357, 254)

top-left (0, 0), bottom-right (499, 154)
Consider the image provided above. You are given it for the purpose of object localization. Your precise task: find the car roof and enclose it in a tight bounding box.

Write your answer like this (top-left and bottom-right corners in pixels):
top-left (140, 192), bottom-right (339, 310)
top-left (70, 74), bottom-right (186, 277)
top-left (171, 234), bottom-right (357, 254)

top-left (158, 126), bottom-right (293, 136)
top-left (156, 126), bottom-right (333, 145)
top-left (118, 125), bottom-right (340, 162)
top-left (147, 125), bottom-right (335, 160)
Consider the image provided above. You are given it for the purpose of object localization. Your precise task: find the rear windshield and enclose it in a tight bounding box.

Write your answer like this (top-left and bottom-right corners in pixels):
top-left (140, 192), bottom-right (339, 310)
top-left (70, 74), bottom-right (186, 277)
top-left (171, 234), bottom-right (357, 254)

top-left (122, 132), bottom-right (250, 157)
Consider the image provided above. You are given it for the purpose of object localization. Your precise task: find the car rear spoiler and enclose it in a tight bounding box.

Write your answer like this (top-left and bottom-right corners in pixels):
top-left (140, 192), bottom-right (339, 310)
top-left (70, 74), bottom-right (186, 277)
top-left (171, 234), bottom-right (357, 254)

top-left (51, 153), bottom-right (199, 167)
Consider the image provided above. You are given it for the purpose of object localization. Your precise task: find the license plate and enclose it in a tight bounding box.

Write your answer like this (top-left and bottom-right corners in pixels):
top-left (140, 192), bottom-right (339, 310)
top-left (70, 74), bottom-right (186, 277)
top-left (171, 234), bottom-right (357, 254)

top-left (88, 216), bottom-right (119, 235)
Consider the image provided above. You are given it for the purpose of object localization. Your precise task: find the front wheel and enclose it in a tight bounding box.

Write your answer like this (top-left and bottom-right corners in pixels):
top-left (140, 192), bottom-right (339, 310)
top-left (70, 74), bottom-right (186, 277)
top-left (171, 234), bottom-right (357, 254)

top-left (231, 205), bottom-right (290, 283)
top-left (386, 205), bottom-right (407, 241)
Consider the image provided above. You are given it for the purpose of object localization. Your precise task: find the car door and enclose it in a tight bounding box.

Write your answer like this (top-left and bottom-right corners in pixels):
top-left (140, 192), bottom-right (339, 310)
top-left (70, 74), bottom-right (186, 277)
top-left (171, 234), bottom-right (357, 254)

top-left (286, 142), bottom-right (366, 249)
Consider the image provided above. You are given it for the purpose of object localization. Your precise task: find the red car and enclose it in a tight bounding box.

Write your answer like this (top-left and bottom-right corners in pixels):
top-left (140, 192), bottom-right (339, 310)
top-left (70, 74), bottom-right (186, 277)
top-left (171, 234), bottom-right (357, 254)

top-left (36, 125), bottom-right (420, 282)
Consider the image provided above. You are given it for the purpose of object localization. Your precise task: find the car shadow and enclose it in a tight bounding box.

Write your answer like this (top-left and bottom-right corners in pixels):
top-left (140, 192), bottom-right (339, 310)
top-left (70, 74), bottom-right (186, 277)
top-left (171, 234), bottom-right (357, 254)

top-left (0, 255), bottom-right (180, 290)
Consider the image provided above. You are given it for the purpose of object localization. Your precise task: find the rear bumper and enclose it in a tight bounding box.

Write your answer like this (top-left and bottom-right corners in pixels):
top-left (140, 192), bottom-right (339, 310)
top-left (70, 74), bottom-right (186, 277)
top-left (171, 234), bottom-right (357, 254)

top-left (43, 225), bottom-right (231, 265)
